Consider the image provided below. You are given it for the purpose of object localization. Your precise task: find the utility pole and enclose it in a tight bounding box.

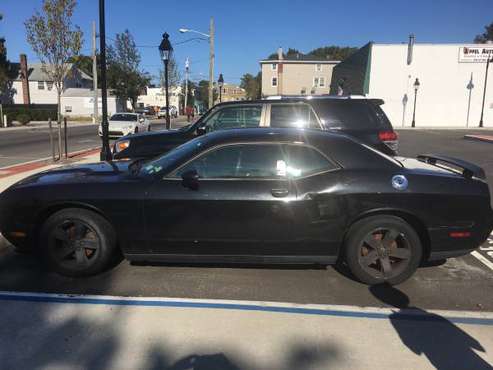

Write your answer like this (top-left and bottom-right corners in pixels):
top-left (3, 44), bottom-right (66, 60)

top-left (479, 57), bottom-right (492, 128)
top-left (99, 0), bottom-right (112, 161)
top-left (184, 57), bottom-right (189, 111)
top-left (208, 17), bottom-right (215, 109)
top-left (92, 21), bottom-right (99, 124)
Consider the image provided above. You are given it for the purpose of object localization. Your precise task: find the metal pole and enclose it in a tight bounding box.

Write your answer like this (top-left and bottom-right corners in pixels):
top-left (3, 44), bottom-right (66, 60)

top-left (57, 120), bottom-right (62, 161)
top-left (479, 58), bottom-right (491, 128)
top-left (164, 59), bottom-right (170, 129)
top-left (208, 17), bottom-right (215, 109)
top-left (92, 21), bottom-right (99, 124)
top-left (64, 117), bottom-right (68, 159)
top-left (0, 104), bottom-right (3, 127)
top-left (48, 118), bottom-right (55, 161)
top-left (412, 89), bottom-right (417, 128)
top-left (219, 86), bottom-right (222, 102)
top-left (466, 88), bottom-right (473, 128)
top-left (99, 0), bottom-right (112, 161)
top-left (184, 58), bottom-right (189, 113)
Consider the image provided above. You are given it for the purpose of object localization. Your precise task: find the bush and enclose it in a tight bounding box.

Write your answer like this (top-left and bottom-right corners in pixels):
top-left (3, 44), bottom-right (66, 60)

top-left (16, 113), bottom-right (31, 125)
top-left (2, 104), bottom-right (57, 124)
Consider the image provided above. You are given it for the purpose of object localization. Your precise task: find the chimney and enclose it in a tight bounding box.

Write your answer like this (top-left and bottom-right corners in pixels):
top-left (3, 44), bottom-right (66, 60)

top-left (407, 34), bottom-right (415, 65)
top-left (277, 47), bottom-right (283, 60)
top-left (20, 54), bottom-right (31, 105)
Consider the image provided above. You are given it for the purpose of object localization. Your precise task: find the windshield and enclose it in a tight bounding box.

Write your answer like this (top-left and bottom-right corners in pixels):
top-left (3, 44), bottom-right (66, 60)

top-left (110, 114), bottom-right (137, 122)
top-left (142, 137), bottom-right (207, 175)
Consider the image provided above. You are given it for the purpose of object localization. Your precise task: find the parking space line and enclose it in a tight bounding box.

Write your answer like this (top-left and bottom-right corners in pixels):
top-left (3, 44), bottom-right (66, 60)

top-left (1, 290), bottom-right (493, 326)
top-left (471, 251), bottom-right (493, 271)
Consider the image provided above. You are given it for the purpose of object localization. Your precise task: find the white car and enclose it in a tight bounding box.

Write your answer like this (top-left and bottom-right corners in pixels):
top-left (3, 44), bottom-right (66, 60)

top-left (98, 113), bottom-right (151, 138)
top-left (157, 106), bottom-right (178, 119)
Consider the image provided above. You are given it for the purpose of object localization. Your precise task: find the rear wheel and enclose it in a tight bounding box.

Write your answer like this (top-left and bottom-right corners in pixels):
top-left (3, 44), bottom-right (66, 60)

top-left (134, 127), bottom-right (139, 134)
top-left (40, 208), bottom-right (118, 277)
top-left (344, 215), bottom-right (422, 285)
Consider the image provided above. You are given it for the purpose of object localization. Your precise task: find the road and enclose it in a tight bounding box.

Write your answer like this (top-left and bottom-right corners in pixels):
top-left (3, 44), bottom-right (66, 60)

top-left (0, 117), bottom-right (189, 168)
top-left (0, 128), bottom-right (492, 312)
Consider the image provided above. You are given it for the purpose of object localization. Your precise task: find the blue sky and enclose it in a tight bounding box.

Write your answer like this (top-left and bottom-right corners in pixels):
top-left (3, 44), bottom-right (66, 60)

top-left (1, 0), bottom-right (492, 85)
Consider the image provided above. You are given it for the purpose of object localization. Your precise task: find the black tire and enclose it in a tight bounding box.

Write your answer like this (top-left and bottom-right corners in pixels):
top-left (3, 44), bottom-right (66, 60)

top-left (344, 215), bottom-right (422, 285)
top-left (135, 127), bottom-right (139, 134)
top-left (148, 124), bottom-right (151, 132)
top-left (40, 208), bottom-right (118, 277)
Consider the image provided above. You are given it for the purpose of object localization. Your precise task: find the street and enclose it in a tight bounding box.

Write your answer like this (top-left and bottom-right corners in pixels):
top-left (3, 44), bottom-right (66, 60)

top-left (0, 117), bottom-right (189, 168)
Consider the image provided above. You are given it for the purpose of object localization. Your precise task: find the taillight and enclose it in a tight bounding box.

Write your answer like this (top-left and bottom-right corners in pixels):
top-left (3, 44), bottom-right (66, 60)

top-left (449, 231), bottom-right (471, 238)
top-left (378, 131), bottom-right (398, 141)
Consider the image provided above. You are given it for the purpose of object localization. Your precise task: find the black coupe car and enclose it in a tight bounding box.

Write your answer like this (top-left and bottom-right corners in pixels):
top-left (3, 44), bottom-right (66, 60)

top-left (1, 128), bottom-right (491, 284)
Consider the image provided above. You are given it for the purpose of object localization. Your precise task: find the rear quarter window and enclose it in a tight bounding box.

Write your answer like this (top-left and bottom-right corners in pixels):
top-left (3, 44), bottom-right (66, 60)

top-left (309, 100), bottom-right (392, 131)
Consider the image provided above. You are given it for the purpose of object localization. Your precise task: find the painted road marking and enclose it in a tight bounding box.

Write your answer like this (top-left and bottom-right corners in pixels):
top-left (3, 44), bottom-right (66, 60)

top-left (471, 233), bottom-right (493, 272)
top-left (1, 290), bottom-right (493, 326)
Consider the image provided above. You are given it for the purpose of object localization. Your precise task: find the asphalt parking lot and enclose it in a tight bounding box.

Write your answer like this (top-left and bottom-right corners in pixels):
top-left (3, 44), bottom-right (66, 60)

top-left (0, 129), bottom-right (492, 313)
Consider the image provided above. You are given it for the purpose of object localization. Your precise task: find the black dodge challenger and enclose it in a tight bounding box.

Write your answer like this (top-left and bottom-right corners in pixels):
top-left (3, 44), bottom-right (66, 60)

top-left (1, 128), bottom-right (492, 284)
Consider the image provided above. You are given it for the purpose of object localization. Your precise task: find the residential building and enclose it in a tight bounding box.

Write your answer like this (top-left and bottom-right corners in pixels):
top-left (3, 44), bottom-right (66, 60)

top-left (217, 83), bottom-right (246, 102)
top-left (10, 54), bottom-right (93, 105)
top-left (137, 86), bottom-right (182, 111)
top-left (61, 88), bottom-right (124, 118)
top-left (330, 38), bottom-right (493, 127)
top-left (260, 48), bottom-right (339, 97)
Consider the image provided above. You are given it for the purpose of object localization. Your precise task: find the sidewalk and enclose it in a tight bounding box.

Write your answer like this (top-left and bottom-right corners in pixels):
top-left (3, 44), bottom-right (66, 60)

top-left (464, 134), bottom-right (493, 144)
top-left (1, 120), bottom-right (96, 132)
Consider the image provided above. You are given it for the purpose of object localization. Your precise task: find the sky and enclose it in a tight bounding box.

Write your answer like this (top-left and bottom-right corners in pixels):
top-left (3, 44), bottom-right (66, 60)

top-left (1, 0), bottom-right (492, 85)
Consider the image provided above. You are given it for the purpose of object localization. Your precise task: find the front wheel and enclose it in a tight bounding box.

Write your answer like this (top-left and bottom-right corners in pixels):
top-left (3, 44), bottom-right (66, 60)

top-left (344, 215), bottom-right (422, 285)
top-left (40, 208), bottom-right (118, 277)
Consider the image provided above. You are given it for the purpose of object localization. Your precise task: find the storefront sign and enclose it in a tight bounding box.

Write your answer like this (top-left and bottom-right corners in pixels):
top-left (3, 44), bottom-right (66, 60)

top-left (458, 47), bottom-right (493, 63)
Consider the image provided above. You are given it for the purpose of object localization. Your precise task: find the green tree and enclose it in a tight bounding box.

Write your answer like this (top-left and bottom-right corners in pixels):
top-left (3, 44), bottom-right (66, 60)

top-left (240, 72), bottom-right (261, 100)
top-left (0, 14), bottom-right (17, 103)
top-left (307, 46), bottom-right (357, 61)
top-left (197, 79), bottom-right (217, 105)
top-left (68, 54), bottom-right (94, 79)
top-left (474, 21), bottom-right (493, 43)
top-left (25, 0), bottom-right (83, 122)
top-left (107, 29), bottom-right (150, 110)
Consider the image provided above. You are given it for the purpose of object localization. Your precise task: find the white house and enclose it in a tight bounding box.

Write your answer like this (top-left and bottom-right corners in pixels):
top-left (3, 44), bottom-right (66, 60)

top-left (137, 86), bottom-right (182, 110)
top-left (61, 88), bottom-right (124, 118)
top-left (11, 54), bottom-right (93, 105)
top-left (330, 39), bottom-right (493, 127)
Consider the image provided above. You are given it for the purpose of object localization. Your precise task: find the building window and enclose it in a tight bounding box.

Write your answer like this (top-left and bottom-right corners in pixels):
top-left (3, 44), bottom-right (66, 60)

top-left (46, 81), bottom-right (54, 91)
top-left (271, 63), bottom-right (277, 71)
top-left (313, 77), bottom-right (319, 87)
top-left (65, 106), bottom-right (72, 113)
top-left (38, 81), bottom-right (45, 90)
top-left (316, 64), bottom-right (322, 72)
top-left (319, 77), bottom-right (325, 87)
top-left (272, 77), bottom-right (278, 87)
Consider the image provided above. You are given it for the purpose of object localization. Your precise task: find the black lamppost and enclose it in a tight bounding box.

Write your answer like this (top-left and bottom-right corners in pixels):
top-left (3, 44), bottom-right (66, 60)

top-left (99, 0), bottom-right (112, 161)
top-left (218, 73), bottom-right (224, 102)
top-left (411, 78), bottom-right (420, 128)
top-left (479, 57), bottom-right (492, 128)
top-left (159, 33), bottom-right (173, 129)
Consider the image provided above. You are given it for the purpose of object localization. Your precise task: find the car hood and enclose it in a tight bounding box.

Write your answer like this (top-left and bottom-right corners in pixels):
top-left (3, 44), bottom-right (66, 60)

top-left (107, 120), bottom-right (137, 129)
top-left (8, 160), bottom-right (135, 189)
top-left (123, 126), bottom-right (189, 140)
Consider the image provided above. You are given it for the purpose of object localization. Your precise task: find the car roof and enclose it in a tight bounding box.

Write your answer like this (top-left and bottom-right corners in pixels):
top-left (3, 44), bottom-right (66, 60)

top-left (210, 96), bottom-right (384, 108)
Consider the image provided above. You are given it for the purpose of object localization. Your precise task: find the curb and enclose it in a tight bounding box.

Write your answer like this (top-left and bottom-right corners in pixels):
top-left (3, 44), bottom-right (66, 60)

top-left (464, 135), bottom-right (493, 144)
top-left (0, 147), bottom-right (100, 179)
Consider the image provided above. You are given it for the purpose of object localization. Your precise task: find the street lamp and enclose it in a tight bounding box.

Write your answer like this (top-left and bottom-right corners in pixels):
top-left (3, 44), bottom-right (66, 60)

top-left (159, 32), bottom-right (173, 130)
top-left (218, 73), bottom-right (224, 102)
top-left (98, 0), bottom-right (112, 161)
top-left (411, 78), bottom-right (420, 128)
top-left (179, 18), bottom-right (215, 109)
top-left (479, 57), bottom-right (492, 128)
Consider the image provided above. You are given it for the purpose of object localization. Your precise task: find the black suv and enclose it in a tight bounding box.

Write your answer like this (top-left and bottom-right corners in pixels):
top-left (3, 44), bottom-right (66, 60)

top-left (113, 96), bottom-right (398, 159)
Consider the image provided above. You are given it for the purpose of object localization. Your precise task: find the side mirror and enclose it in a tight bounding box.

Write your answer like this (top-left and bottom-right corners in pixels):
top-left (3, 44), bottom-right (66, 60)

top-left (181, 169), bottom-right (199, 190)
top-left (196, 126), bottom-right (206, 136)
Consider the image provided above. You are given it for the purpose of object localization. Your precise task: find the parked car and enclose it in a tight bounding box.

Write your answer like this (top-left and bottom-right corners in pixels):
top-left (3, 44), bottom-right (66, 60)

top-left (113, 96), bottom-right (398, 160)
top-left (134, 106), bottom-right (154, 116)
top-left (1, 128), bottom-right (491, 284)
top-left (157, 106), bottom-right (178, 119)
top-left (98, 113), bottom-right (151, 138)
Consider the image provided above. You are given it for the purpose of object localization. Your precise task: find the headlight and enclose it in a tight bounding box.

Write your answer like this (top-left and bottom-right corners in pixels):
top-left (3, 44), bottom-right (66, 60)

top-left (126, 125), bottom-right (134, 130)
top-left (115, 140), bottom-right (130, 152)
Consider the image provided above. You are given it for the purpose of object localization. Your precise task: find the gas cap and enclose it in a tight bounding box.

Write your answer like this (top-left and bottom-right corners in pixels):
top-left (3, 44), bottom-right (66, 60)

top-left (391, 175), bottom-right (408, 191)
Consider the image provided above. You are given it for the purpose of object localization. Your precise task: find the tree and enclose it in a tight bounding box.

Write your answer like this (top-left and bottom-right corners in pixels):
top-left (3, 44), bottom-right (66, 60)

top-left (68, 54), bottom-right (94, 79)
top-left (106, 30), bottom-right (150, 110)
top-left (240, 72), bottom-right (261, 100)
top-left (266, 45), bottom-right (357, 61)
top-left (0, 14), bottom-right (17, 103)
top-left (196, 80), bottom-right (217, 105)
top-left (160, 55), bottom-right (180, 89)
top-left (474, 21), bottom-right (493, 43)
top-left (25, 0), bottom-right (83, 122)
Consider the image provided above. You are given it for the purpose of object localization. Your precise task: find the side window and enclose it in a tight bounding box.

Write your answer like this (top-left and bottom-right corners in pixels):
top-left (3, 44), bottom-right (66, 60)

top-left (177, 144), bottom-right (285, 179)
top-left (284, 145), bottom-right (336, 178)
top-left (270, 104), bottom-right (321, 129)
top-left (203, 105), bottom-right (262, 132)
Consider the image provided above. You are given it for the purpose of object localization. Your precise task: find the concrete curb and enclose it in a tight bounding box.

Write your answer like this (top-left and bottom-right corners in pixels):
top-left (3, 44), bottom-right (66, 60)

top-left (0, 147), bottom-right (100, 178)
top-left (464, 134), bottom-right (493, 144)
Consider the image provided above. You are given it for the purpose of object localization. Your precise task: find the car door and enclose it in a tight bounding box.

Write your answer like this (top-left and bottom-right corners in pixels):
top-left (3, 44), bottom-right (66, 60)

top-left (282, 144), bottom-right (346, 258)
top-left (143, 143), bottom-right (297, 257)
top-left (201, 104), bottom-right (266, 133)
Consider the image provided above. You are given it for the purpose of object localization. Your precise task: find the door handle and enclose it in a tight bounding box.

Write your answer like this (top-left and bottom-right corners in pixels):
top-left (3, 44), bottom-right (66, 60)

top-left (271, 188), bottom-right (289, 198)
